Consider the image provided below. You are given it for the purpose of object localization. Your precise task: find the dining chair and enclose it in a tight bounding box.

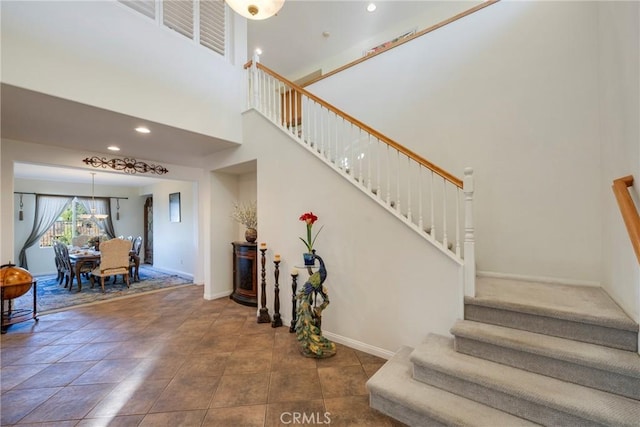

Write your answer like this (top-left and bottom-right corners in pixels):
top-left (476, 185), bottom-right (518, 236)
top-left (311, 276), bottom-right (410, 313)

top-left (57, 242), bottom-right (75, 289)
top-left (129, 236), bottom-right (143, 282)
top-left (71, 234), bottom-right (90, 247)
top-left (52, 240), bottom-right (66, 285)
top-left (89, 238), bottom-right (132, 292)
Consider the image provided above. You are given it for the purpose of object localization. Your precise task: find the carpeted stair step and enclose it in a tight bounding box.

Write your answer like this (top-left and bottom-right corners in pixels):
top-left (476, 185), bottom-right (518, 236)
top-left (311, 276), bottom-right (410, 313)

top-left (366, 346), bottom-right (540, 427)
top-left (451, 319), bottom-right (640, 400)
top-left (465, 277), bottom-right (639, 351)
top-left (411, 334), bottom-right (640, 427)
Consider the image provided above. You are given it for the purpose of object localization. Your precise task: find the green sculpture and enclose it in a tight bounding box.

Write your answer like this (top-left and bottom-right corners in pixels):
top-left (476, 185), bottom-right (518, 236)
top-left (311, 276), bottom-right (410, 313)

top-left (295, 253), bottom-right (336, 358)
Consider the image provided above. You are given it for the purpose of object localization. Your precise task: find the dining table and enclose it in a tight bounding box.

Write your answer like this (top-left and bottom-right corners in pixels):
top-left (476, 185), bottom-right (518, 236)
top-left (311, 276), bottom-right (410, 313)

top-left (69, 250), bottom-right (140, 291)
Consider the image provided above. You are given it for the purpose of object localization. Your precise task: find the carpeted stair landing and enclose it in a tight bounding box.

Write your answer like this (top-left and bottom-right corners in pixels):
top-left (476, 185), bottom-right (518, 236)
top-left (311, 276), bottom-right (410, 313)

top-left (367, 277), bottom-right (640, 426)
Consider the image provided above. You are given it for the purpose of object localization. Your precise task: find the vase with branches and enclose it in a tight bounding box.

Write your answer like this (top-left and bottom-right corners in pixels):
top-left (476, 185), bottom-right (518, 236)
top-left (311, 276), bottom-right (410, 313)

top-left (232, 201), bottom-right (258, 242)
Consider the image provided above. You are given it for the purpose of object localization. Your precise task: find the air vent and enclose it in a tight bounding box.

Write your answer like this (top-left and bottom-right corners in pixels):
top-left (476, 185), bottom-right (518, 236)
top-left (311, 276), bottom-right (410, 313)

top-left (163, 1), bottom-right (194, 39)
top-left (200, 0), bottom-right (226, 55)
top-left (118, 0), bottom-right (226, 58)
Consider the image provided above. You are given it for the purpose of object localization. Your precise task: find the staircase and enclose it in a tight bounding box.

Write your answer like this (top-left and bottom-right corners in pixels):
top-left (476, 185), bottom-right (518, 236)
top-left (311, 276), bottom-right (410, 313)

top-left (367, 277), bottom-right (640, 426)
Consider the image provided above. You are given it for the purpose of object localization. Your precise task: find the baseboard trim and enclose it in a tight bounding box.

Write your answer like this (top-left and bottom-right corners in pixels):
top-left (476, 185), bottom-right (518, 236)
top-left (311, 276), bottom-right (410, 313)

top-left (323, 331), bottom-right (395, 360)
top-left (205, 290), bottom-right (231, 300)
top-left (147, 266), bottom-right (193, 282)
top-left (477, 270), bottom-right (600, 288)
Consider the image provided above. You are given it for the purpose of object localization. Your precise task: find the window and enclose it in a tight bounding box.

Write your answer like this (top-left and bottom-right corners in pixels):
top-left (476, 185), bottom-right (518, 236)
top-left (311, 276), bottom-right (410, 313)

top-left (39, 199), bottom-right (103, 247)
top-left (119, 0), bottom-right (226, 56)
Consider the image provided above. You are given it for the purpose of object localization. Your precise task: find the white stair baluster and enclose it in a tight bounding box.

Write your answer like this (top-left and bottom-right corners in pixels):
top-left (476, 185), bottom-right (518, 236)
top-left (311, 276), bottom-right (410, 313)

top-left (358, 129), bottom-right (363, 186)
top-left (442, 178), bottom-right (448, 251)
top-left (320, 107), bottom-right (325, 157)
top-left (418, 165), bottom-right (424, 232)
top-left (327, 112), bottom-right (332, 161)
top-left (251, 53), bottom-right (259, 109)
top-left (367, 134), bottom-right (372, 191)
top-left (386, 145), bottom-right (391, 205)
top-left (335, 115), bottom-right (340, 166)
top-left (264, 71), bottom-right (269, 117)
top-left (270, 77), bottom-right (276, 122)
top-left (396, 150), bottom-right (401, 213)
top-left (430, 171), bottom-right (436, 238)
top-left (294, 89), bottom-right (298, 137)
top-left (463, 167), bottom-right (476, 297)
top-left (260, 70), bottom-right (267, 114)
top-left (277, 82), bottom-right (282, 127)
top-left (455, 186), bottom-right (461, 257)
top-left (312, 101), bottom-right (317, 148)
top-left (347, 123), bottom-right (353, 176)
top-left (407, 155), bottom-right (412, 224)
top-left (376, 138), bottom-right (381, 199)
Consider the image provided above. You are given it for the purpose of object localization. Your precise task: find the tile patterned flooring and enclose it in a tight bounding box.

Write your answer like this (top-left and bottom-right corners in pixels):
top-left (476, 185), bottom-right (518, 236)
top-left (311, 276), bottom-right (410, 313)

top-left (1, 285), bottom-right (404, 426)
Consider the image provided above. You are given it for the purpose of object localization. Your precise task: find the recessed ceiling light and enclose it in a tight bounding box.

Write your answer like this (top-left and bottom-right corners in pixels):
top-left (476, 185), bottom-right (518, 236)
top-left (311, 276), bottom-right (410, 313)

top-left (367, 3), bottom-right (376, 12)
top-left (255, 48), bottom-right (263, 55)
top-left (135, 126), bottom-right (150, 134)
top-left (107, 145), bottom-right (121, 151)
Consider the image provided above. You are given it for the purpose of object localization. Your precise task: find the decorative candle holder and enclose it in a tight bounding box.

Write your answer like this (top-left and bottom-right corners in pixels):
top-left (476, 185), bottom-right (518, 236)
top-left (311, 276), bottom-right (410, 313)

top-left (271, 258), bottom-right (282, 328)
top-left (289, 271), bottom-right (298, 333)
top-left (257, 247), bottom-right (271, 323)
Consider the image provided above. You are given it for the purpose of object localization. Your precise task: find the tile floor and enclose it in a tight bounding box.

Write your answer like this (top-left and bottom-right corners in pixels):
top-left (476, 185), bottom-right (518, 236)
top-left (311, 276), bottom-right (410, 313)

top-left (1, 285), bottom-right (404, 426)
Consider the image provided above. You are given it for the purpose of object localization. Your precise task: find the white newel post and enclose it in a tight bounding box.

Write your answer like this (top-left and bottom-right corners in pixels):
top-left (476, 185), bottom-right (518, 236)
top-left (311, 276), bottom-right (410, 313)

top-left (250, 52), bottom-right (260, 110)
top-left (463, 167), bottom-right (475, 299)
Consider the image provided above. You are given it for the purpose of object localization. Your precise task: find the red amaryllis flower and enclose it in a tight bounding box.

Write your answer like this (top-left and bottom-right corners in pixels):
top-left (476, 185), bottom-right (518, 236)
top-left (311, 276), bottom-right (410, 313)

top-left (299, 211), bottom-right (323, 252)
top-left (299, 212), bottom-right (318, 225)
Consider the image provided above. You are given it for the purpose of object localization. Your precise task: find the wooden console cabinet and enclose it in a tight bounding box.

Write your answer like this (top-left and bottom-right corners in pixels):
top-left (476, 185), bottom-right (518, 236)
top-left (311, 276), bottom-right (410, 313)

top-left (230, 242), bottom-right (257, 307)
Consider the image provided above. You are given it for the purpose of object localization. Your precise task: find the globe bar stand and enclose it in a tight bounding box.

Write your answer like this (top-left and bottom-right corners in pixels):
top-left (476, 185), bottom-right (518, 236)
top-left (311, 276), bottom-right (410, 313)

top-left (1, 263), bottom-right (38, 334)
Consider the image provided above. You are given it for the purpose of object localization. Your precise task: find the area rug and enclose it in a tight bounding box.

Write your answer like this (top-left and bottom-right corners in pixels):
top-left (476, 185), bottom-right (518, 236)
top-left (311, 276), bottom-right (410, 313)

top-left (10, 266), bottom-right (193, 313)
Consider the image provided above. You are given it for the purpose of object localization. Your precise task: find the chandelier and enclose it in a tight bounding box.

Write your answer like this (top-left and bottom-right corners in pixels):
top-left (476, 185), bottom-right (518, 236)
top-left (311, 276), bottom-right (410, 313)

top-left (79, 173), bottom-right (108, 221)
top-left (226, 0), bottom-right (284, 20)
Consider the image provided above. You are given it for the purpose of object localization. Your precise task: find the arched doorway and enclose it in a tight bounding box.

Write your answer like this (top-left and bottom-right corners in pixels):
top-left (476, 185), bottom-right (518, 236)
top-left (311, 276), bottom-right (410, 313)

top-left (144, 196), bottom-right (153, 264)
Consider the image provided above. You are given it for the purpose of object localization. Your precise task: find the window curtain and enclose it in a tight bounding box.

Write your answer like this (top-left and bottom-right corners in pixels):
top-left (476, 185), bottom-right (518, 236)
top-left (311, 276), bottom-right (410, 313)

top-left (18, 195), bottom-right (73, 269)
top-left (77, 197), bottom-right (116, 239)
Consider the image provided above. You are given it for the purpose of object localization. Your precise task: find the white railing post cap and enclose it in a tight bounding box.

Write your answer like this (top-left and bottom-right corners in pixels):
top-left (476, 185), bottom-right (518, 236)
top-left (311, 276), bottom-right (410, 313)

top-left (463, 167), bottom-right (474, 191)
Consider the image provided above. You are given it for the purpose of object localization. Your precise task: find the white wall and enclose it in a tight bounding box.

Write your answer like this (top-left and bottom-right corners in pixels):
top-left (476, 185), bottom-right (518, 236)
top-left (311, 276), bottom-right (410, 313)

top-left (235, 171), bottom-right (258, 241)
top-left (207, 111), bottom-right (461, 355)
top-left (204, 168), bottom-right (257, 300)
top-left (13, 178), bottom-right (144, 276)
top-left (143, 180), bottom-right (197, 278)
top-left (1, 1), bottom-right (246, 143)
top-left (598, 1), bottom-right (640, 322)
top-left (286, 1), bottom-right (482, 82)
top-left (307, 1), bottom-right (603, 285)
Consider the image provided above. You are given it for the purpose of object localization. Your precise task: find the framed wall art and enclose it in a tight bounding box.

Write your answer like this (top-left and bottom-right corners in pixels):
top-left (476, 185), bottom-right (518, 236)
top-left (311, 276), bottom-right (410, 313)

top-left (169, 192), bottom-right (181, 222)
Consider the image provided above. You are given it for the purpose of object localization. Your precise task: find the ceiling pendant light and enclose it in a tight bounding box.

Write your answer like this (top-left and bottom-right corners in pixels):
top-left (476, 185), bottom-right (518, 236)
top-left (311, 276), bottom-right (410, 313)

top-left (79, 173), bottom-right (109, 221)
top-left (226, 0), bottom-right (285, 20)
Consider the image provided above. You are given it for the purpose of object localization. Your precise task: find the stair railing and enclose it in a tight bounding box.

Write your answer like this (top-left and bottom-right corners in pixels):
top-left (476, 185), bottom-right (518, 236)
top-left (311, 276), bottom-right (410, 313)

top-left (612, 175), bottom-right (640, 264)
top-left (246, 56), bottom-right (476, 299)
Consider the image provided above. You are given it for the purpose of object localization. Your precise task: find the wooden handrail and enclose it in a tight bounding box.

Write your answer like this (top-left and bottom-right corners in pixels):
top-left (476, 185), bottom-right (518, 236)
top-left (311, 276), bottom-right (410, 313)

top-left (612, 175), bottom-right (640, 264)
top-left (246, 61), bottom-right (463, 188)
